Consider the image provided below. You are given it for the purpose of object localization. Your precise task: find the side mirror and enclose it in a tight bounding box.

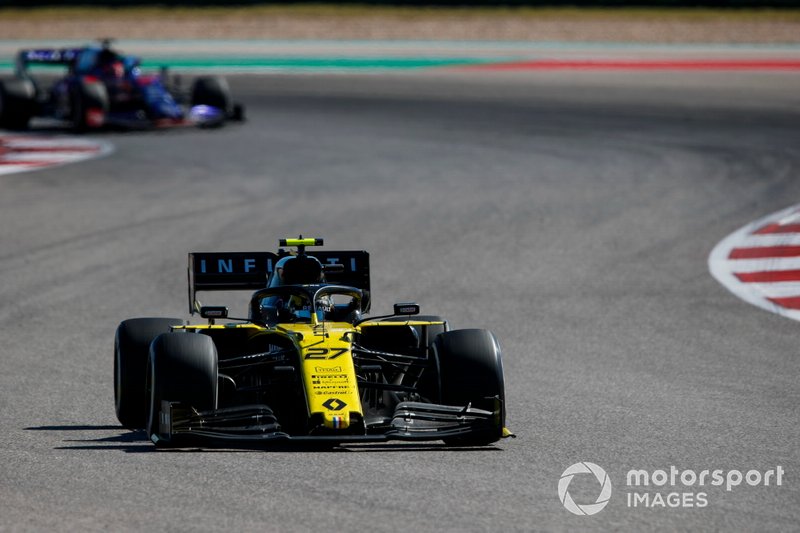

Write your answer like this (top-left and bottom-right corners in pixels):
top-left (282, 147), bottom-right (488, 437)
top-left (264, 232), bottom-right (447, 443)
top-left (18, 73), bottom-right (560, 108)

top-left (200, 306), bottom-right (228, 322)
top-left (393, 302), bottom-right (420, 316)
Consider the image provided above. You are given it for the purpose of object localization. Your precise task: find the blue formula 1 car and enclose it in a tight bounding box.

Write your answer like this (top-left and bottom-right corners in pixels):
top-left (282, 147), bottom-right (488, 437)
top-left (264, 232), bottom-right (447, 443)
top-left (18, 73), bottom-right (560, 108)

top-left (0, 40), bottom-right (244, 131)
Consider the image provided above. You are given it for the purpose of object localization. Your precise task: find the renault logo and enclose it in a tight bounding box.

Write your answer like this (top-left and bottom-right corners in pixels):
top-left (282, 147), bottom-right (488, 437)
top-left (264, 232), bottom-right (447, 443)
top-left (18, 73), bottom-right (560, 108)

top-left (322, 398), bottom-right (347, 411)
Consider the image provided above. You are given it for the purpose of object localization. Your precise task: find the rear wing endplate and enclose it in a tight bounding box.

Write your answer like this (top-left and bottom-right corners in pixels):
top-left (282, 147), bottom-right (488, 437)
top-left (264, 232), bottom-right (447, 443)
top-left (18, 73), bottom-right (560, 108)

top-left (188, 250), bottom-right (370, 314)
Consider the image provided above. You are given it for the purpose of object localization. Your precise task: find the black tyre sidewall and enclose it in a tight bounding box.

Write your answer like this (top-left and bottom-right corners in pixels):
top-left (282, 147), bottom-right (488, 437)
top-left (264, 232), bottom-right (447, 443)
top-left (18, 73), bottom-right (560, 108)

top-left (0, 79), bottom-right (36, 130)
top-left (190, 76), bottom-right (231, 113)
top-left (114, 317), bottom-right (183, 429)
top-left (147, 332), bottom-right (218, 441)
top-left (71, 78), bottom-right (109, 131)
top-left (433, 328), bottom-right (506, 443)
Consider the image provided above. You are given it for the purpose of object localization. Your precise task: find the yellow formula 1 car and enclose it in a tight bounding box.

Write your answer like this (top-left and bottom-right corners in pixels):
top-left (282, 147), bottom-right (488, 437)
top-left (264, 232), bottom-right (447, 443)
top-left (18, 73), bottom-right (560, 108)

top-left (114, 238), bottom-right (510, 447)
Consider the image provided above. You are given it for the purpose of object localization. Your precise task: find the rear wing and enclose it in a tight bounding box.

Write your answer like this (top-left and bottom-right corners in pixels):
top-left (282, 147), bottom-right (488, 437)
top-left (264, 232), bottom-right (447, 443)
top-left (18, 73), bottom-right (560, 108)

top-left (15, 48), bottom-right (81, 77)
top-left (188, 250), bottom-right (370, 314)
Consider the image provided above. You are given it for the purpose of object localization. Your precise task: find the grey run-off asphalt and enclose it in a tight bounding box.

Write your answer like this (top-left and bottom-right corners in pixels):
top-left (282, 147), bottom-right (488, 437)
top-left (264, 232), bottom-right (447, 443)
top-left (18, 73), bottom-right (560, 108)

top-left (0, 59), bottom-right (799, 531)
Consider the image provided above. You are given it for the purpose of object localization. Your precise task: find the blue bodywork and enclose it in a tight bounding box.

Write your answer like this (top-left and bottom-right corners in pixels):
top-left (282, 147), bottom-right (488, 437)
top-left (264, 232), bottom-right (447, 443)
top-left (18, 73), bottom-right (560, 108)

top-left (14, 43), bottom-right (231, 129)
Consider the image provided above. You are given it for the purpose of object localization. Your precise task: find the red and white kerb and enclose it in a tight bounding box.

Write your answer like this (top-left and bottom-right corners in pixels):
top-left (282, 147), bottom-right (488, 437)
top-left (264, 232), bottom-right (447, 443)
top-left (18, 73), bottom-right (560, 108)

top-left (709, 204), bottom-right (800, 321)
top-left (0, 134), bottom-right (112, 176)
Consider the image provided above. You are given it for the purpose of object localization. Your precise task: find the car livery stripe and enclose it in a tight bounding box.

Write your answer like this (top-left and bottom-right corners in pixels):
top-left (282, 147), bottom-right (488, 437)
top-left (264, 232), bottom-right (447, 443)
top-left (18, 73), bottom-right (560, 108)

top-left (709, 203), bottom-right (800, 321)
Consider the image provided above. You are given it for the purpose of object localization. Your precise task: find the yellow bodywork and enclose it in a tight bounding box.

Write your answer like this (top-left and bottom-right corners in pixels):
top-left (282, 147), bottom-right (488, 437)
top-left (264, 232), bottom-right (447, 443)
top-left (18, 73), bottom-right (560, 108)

top-left (283, 321), bottom-right (361, 429)
top-left (282, 238), bottom-right (320, 247)
top-left (170, 317), bottom-right (514, 440)
top-left (174, 317), bottom-right (365, 431)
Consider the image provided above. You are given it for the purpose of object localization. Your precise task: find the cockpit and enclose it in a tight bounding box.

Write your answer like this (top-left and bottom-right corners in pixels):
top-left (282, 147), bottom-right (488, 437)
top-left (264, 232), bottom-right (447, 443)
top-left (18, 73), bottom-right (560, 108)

top-left (251, 285), bottom-right (362, 325)
top-left (74, 46), bottom-right (137, 78)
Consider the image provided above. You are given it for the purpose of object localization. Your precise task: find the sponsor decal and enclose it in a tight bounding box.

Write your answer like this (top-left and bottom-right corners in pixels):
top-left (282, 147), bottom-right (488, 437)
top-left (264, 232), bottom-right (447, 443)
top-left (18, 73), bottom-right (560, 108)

top-left (314, 366), bottom-right (343, 374)
top-left (304, 347), bottom-right (347, 360)
top-left (322, 398), bottom-right (347, 411)
top-left (198, 256), bottom-right (269, 274)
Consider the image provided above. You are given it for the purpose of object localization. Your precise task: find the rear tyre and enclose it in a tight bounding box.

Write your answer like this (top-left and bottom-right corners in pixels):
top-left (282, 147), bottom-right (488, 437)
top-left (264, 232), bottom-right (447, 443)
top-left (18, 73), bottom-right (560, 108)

top-left (146, 333), bottom-right (218, 444)
top-left (0, 79), bottom-right (36, 130)
top-left (191, 76), bottom-right (231, 114)
top-left (432, 329), bottom-right (506, 446)
top-left (71, 78), bottom-right (109, 132)
top-left (114, 318), bottom-right (183, 429)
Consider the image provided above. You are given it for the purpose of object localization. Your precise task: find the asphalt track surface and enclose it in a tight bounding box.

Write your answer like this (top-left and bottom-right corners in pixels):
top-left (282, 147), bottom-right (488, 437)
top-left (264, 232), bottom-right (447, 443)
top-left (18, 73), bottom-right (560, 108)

top-left (1, 69), bottom-right (800, 531)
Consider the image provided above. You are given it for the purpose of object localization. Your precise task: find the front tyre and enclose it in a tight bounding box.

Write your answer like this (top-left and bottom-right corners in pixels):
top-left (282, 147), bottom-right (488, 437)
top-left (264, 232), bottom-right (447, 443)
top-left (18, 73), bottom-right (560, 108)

top-left (432, 329), bottom-right (506, 445)
top-left (146, 332), bottom-right (218, 444)
top-left (191, 76), bottom-right (231, 114)
top-left (114, 317), bottom-right (183, 429)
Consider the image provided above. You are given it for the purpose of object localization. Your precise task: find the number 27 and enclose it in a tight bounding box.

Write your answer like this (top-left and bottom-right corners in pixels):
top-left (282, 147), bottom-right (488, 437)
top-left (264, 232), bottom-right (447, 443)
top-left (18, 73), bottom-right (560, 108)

top-left (304, 347), bottom-right (348, 359)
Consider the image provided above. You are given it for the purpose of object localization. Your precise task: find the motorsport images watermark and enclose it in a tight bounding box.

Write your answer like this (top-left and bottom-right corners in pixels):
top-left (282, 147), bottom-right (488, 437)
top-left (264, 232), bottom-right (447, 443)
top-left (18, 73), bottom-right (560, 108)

top-left (558, 462), bottom-right (612, 516)
top-left (558, 462), bottom-right (785, 515)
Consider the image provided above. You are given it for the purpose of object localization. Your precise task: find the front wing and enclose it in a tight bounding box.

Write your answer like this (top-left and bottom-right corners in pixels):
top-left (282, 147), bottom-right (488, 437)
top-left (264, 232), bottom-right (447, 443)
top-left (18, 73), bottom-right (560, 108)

top-left (151, 400), bottom-right (503, 446)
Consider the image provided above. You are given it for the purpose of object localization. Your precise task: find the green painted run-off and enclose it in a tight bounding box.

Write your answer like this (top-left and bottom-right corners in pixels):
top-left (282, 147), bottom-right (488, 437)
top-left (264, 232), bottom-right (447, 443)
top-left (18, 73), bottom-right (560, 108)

top-left (146, 56), bottom-right (491, 69)
top-left (0, 56), bottom-right (493, 71)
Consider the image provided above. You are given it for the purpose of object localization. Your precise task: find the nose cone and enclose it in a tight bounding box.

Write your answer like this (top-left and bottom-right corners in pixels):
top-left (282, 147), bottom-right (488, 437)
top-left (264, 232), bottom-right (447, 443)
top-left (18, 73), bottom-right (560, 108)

top-left (189, 104), bottom-right (224, 125)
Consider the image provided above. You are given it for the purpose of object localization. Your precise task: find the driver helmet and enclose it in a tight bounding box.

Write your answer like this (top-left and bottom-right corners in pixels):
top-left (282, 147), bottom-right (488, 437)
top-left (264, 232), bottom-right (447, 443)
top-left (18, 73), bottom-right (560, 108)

top-left (269, 255), bottom-right (324, 287)
top-left (109, 60), bottom-right (124, 78)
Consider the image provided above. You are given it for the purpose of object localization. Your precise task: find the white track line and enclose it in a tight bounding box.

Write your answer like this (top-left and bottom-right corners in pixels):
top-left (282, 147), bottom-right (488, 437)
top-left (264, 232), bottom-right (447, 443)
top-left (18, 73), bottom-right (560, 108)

top-left (733, 234), bottom-right (800, 248)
